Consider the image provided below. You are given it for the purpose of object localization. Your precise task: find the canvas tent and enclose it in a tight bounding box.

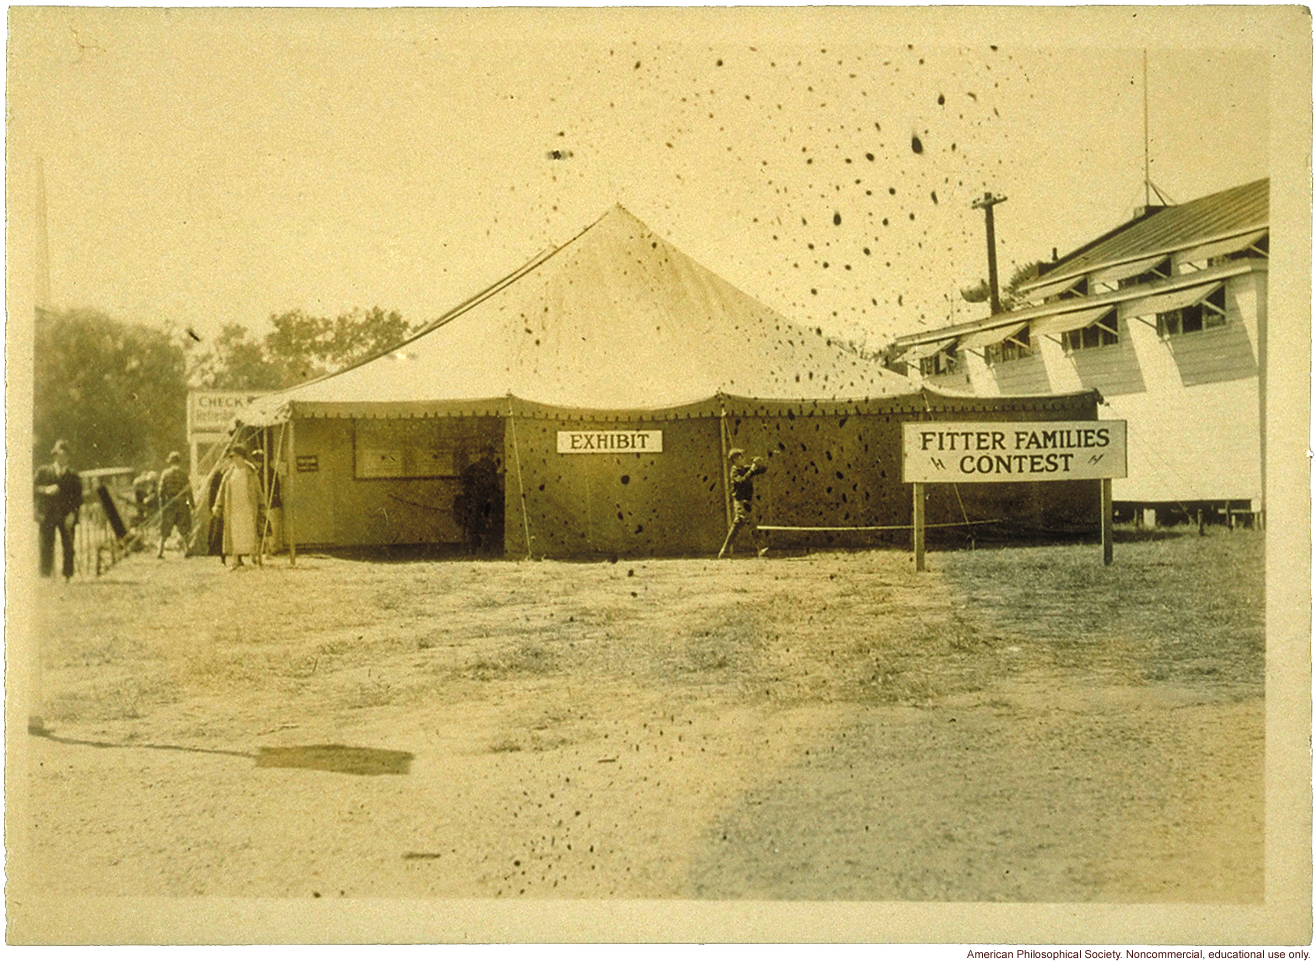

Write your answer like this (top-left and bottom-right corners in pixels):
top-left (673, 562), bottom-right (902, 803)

top-left (243, 205), bottom-right (1100, 557)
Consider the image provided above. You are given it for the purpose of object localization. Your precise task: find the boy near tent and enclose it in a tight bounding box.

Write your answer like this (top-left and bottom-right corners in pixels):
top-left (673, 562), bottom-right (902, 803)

top-left (717, 448), bottom-right (768, 559)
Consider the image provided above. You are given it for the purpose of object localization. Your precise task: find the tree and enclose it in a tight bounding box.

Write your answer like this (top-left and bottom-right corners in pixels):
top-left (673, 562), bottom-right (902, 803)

top-left (1001, 261), bottom-right (1042, 311)
top-left (34, 307), bottom-right (190, 471)
top-left (190, 308), bottom-right (419, 391)
top-left (188, 323), bottom-right (284, 391)
top-left (264, 306), bottom-right (416, 385)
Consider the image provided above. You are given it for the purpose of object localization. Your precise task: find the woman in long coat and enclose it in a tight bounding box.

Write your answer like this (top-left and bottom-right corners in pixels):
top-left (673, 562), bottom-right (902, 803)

top-left (218, 444), bottom-right (263, 568)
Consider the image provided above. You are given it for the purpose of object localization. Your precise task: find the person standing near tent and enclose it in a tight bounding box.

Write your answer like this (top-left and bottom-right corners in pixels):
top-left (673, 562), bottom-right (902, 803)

top-left (205, 462), bottom-right (226, 562)
top-left (132, 470), bottom-right (159, 529)
top-left (34, 439), bottom-right (84, 580)
top-left (218, 444), bottom-right (263, 568)
top-left (718, 447), bottom-right (768, 559)
top-left (454, 445), bottom-right (504, 555)
top-left (156, 451), bottom-right (193, 559)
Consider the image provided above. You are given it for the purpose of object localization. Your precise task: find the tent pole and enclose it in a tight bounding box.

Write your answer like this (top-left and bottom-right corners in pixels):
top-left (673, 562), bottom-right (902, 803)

top-left (285, 419), bottom-right (297, 566)
top-left (718, 398), bottom-right (733, 530)
top-left (508, 399), bottom-right (533, 559)
top-left (267, 421), bottom-right (287, 559)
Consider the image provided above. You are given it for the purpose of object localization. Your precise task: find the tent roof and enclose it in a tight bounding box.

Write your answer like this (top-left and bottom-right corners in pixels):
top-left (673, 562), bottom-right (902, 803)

top-left (246, 205), bottom-right (910, 423)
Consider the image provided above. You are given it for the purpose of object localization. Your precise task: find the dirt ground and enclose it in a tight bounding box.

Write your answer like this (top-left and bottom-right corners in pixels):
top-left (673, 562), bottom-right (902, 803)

top-left (10, 529), bottom-right (1264, 905)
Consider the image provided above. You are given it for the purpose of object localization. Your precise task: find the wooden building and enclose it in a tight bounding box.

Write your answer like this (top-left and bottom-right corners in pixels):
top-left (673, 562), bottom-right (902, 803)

top-left (888, 179), bottom-right (1269, 527)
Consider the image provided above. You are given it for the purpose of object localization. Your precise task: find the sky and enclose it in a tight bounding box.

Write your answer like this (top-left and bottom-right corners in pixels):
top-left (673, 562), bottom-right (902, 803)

top-left (7, 7), bottom-right (1275, 353)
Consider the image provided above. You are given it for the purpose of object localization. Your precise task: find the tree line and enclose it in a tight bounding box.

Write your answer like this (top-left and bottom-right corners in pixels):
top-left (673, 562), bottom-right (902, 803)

top-left (33, 306), bottom-right (424, 472)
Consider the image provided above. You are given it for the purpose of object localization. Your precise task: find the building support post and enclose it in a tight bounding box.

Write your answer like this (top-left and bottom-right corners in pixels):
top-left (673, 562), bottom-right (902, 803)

top-left (1101, 477), bottom-right (1114, 566)
top-left (913, 482), bottom-right (926, 572)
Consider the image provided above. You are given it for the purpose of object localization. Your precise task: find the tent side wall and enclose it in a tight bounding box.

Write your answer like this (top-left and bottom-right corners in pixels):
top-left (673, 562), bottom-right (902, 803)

top-left (501, 391), bottom-right (1101, 558)
top-left (503, 412), bottom-right (727, 558)
top-left (285, 415), bottom-right (504, 548)
top-left (723, 391), bottom-right (1101, 550)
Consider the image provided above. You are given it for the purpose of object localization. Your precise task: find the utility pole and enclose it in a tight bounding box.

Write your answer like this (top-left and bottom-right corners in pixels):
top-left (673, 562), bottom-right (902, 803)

top-left (36, 156), bottom-right (51, 310)
top-left (971, 191), bottom-right (1007, 315)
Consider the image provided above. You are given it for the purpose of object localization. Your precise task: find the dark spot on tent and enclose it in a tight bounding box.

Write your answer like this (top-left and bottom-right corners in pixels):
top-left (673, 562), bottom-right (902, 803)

top-left (937, 93), bottom-right (945, 105)
top-left (634, 61), bottom-right (641, 69)
top-left (620, 475), bottom-right (630, 485)
top-left (634, 525), bottom-right (643, 533)
top-left (911, 135), bottom-right (923, 154)
top-left (256, 745), bottom-right (413, 776)
top-left (931, 191), bottom-right (939, 204)
top-left (889, 187), bottom-right (896, 195)
top-left (609, 555), bottom-right (619, 564)
top-left (833, 212), bottom-right (842, 226)
top-left (865, 153), bottom-right (874, 161)
top-left (716, 59), bottom-right (723, 66)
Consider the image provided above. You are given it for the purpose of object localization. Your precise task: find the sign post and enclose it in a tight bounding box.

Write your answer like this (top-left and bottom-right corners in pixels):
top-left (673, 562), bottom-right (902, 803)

top-left (913, 481), bottom-right (926, 572)
top-left (902, 420), bottom-right (1128, 570)
top-left (1102, 477), bottom-right (1114, 566)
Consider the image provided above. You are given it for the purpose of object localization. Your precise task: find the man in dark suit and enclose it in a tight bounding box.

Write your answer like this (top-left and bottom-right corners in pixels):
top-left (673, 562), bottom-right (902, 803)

top-left (34, 439), bottom-right (83, 580)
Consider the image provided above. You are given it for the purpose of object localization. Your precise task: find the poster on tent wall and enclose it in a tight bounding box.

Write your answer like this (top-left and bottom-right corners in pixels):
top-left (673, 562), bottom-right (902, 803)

top-left (557, 430), bottom-right (664, 454)
top-left (902, 420), bottom-right (1127, 483)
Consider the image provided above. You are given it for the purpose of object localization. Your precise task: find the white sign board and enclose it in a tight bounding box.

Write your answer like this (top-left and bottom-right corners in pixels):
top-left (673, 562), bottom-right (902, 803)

top-left (903, 421), bottom-right (1127, 483)
top-left (187, 390), bottom-right (270, 437)
top-left (557, 430), bottom-right (663, 454)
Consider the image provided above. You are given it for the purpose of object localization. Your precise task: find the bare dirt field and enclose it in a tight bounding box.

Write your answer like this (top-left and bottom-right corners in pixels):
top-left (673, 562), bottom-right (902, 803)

top-left (11, 529), bottom-right (1264, 905)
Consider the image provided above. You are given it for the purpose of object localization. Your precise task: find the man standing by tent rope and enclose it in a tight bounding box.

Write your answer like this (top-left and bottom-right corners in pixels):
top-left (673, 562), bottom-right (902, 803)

top-left (156, 451), bottom-right (193, 559)
top-left (718, 448), bottom-right (769, 559)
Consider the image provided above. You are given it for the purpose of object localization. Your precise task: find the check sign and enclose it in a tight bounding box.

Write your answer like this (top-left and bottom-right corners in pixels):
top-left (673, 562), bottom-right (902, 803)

top-left (903, 421), bottom-right (1127, 483)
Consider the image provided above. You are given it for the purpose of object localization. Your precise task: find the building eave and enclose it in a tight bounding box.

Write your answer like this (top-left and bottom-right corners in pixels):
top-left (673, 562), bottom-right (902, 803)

top-left (892, 257), bottom-right (1266, 349)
